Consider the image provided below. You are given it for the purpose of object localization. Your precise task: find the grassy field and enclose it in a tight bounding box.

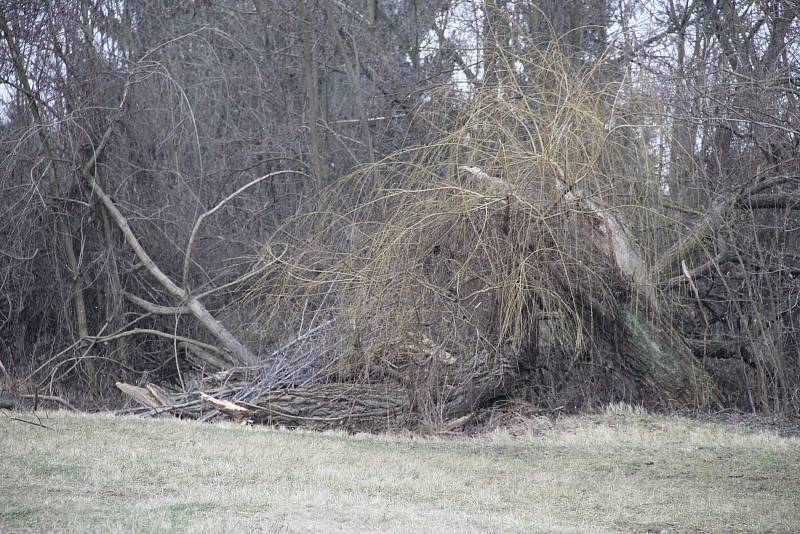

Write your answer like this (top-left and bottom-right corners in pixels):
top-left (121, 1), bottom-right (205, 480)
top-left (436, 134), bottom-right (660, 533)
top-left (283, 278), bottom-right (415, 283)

top-left (1, 406), bottom-right (798, 533)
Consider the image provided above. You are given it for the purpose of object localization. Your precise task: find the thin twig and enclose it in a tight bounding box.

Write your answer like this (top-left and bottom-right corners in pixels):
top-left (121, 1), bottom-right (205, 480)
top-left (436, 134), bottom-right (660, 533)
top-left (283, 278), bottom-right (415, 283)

top-left (7, 416), bottom-right (53, 430)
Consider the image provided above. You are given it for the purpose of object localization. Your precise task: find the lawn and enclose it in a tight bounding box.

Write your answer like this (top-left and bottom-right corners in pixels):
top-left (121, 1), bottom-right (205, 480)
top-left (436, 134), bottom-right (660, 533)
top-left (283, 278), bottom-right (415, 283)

top-left (1, 406), bottom-right (798, 533)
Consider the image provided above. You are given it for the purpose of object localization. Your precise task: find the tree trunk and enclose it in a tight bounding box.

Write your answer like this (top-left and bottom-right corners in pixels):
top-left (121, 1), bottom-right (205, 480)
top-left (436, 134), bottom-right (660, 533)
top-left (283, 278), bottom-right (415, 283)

top-left (617, 305), bottom-right (716, 405)
top-left (551, 263), bottom-right (718, 406)
top-left (299, 0), bottom-right (325, 188)
top-left (0, 11), bottom-right (98, 388)
top-left (324, 0), bottom-right (374, 163)
top-left (465, 165), bottom-right (717, 406)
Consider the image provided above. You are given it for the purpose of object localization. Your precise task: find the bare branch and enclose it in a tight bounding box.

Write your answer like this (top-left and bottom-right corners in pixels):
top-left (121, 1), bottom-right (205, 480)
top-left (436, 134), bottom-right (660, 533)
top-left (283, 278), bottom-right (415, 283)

top-left (85, 329), bottom-right (225, 356)
top-left (123, 292), bottom-right (189, 315)
top-left (182, 170), bottom-right (308, 293)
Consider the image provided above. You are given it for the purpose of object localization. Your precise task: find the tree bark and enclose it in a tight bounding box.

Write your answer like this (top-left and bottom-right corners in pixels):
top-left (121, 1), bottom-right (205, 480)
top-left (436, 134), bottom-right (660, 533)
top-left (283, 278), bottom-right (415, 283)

top-left (324, 1), bottom-right (374, 163)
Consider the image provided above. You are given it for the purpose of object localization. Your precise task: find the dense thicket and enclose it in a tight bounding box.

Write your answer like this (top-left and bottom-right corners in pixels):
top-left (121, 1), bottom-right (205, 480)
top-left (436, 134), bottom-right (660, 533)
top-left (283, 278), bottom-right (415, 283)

top-left (1, 1), bottom-right (798, 425)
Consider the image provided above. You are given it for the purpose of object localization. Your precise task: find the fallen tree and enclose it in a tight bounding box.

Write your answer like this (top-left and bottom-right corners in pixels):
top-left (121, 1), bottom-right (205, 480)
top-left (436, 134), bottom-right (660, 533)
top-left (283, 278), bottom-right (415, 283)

top-left (113, 47), bottom-right (734, 428)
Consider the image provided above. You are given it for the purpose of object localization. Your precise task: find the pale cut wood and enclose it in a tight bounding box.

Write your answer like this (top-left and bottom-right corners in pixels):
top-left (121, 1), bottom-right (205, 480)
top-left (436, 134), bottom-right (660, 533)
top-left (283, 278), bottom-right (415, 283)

top-left (200, 393), bottom-right (249, 423)
top-left (116, 382), bottom-right (163, 408)
top-left (443, 413), bottom-right (474, 432)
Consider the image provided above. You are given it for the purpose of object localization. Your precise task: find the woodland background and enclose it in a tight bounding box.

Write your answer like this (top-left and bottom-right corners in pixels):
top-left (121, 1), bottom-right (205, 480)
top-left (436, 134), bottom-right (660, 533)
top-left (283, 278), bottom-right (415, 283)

top-left (1, 0), bottom-right (798, 427)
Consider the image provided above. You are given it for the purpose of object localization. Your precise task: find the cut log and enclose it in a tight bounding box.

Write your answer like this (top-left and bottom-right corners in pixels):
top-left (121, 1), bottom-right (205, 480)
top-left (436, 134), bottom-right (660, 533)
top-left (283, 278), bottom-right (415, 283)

top-left (443, 413), bottom-right (474, 432)
top-left (146, 384), bottom-right (177, 406)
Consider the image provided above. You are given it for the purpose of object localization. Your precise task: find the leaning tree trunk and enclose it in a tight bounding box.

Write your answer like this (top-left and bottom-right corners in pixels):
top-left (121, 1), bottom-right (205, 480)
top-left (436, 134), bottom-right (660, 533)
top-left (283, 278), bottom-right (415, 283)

top-left (619, 305), bottom-right (713, 404)
top-left (549, 179), bottom-right (718, 406)
top-left (465, 165), bottom-right (718, 407)
top-left (560, 269), bottom-right (717, 406)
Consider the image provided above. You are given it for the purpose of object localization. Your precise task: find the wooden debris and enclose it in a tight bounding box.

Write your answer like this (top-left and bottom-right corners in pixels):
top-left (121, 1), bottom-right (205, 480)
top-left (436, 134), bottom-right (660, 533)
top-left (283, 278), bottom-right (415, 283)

top-left (146, 384), bottom-right (176, 406)
top-left (115, 353), bottom-right (519, 430)
top-left (200, 393), bottom-right (249, 423)
top-left (201, 367), bottom-right (256, 387)
top-left (443, 413), bottom-right (474, 432)
top-left (178, 341), bottom-right (234, 371)
top-left (247, 383), bottom-right (409, 427)
top-left (116, 382), bottom-right (163, 408)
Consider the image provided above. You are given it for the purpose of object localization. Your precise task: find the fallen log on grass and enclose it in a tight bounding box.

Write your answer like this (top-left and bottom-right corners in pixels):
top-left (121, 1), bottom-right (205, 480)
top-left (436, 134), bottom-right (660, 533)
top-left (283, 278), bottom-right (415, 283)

top-left (200, 393), bottom-right (250, 423)
top-left (115, 382), bottom-right (177, 409)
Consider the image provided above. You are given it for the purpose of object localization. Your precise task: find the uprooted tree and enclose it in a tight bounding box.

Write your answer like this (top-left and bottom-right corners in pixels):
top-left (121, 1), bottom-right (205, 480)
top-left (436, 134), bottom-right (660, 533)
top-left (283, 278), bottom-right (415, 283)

top-left (1, 1), bottom-right (798, 427)
top-left (238, 48), bottom-right (721, 429)
top-left (116, 50), bottom-right (730, 428)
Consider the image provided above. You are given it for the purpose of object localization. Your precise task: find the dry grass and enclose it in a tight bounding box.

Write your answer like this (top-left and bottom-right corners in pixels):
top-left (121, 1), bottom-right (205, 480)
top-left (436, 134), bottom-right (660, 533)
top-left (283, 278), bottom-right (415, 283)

top-left (2, 408), bottom-right (798, 533)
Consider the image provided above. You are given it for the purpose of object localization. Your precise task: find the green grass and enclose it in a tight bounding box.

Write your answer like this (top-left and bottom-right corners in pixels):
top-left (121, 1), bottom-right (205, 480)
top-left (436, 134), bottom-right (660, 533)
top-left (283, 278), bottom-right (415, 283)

top-left (1, 407), bottom-right (798, 533)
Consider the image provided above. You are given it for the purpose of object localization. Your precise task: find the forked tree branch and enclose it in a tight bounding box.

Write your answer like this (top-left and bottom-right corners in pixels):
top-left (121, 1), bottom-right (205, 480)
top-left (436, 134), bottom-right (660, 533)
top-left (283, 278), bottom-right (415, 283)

top-left (75, 70), bottom-right (260, 366)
